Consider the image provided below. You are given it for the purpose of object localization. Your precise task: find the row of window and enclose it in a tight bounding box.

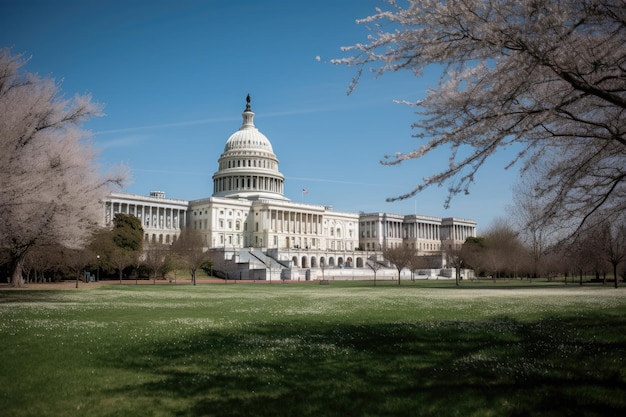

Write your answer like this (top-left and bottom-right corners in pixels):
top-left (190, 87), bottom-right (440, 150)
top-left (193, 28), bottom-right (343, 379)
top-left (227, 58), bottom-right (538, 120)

top-left (361, 241), bottom-right (441, 251)
top-left (221, 158), bottom-right (276, 170)
top-left (193, 219), bottom-right (244, 231)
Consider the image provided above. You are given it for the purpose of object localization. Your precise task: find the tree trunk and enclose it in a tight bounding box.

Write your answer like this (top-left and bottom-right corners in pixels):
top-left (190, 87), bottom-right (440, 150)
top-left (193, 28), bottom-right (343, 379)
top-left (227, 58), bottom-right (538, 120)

top-left (613, 263), bottom-right (618, 288)
top-left (10, 251), bottom-right (27, 287)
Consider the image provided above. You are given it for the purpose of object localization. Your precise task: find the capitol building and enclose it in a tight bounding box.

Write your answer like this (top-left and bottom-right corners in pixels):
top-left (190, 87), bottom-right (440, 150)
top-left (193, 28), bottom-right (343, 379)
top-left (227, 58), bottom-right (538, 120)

top-left (101, 96), bottom-right (476, 280)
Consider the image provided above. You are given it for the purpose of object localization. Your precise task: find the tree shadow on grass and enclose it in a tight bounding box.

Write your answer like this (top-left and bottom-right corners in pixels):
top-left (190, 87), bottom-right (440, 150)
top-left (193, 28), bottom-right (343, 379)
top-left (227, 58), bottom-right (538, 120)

top-left (99, 314), bottom-right (626, 417)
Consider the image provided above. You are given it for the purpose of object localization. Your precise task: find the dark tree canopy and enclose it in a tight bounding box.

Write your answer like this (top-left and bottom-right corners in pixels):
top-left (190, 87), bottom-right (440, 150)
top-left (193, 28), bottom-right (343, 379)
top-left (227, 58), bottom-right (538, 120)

top-left (113, 213), bottom-right (144, 252)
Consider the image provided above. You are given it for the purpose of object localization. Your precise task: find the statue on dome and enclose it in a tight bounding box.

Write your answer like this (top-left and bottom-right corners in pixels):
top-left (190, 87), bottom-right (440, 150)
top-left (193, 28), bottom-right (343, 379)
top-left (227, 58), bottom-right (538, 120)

top-left (245, 94), bottom-right (251, 111)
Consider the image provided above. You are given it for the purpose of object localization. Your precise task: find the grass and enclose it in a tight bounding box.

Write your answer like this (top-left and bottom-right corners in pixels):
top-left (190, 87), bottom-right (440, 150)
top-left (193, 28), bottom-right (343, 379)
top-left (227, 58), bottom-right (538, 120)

top-left (1, 280), bottom-right (625, 417)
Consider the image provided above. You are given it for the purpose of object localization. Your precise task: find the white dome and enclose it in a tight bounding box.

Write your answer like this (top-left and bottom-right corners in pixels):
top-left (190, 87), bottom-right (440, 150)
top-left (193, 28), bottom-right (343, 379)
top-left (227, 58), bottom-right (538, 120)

top-left (224, 119), bottom-right (274, 153)
top-left (212, 96), bottom-right (288, 201)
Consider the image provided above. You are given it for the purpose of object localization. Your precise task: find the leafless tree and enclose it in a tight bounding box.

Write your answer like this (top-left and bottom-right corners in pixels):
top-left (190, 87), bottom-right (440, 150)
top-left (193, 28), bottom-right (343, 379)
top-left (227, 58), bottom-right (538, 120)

top-left (0, 49), bottom-right (125, 286)
top-left (58, 246), bottom-right (96, 288)
top-left (383, 245), bottom-right (415, 285)
top-left (319, 258), bottom-right (327, 283)
top-left (407, 251), bottom-right (429, 281)
top-left (110, 247), bottom-right (136, 284)
top-left (23, 246), bottom-right (57, 283)
top-left (366, 256), bottom-right (384, 286)
top-left (334, 0), bottom-right (626, 233)
top-left (596, 221), bottom-right (626, 288)
top-left (171, 228), bottom-right (208, 285)
top-left (508, 176), bottom-right (562, 277)
top-left (564, 231), bottom-right (599, 285)
top-left (482, 219), bottom-right (527, 279)
top-left (445, 245), bottom-right (465, 286)
top-left (142, 242), bottom-right (169, 285)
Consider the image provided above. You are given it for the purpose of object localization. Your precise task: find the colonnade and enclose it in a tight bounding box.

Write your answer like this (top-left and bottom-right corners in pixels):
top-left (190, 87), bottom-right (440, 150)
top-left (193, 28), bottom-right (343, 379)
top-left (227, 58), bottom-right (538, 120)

top-left (105, 201), bottom-right (187, 231)
top-left (405, 222), bottom-right (441, 240)
top-left (383, 219), bottom-right (404, 239)
top-left (213, 175), bottom-right (284, 195)
top-left (267, 209), bottom-right (322, 235)
top-left (446, 224), bottom-right (475, 241)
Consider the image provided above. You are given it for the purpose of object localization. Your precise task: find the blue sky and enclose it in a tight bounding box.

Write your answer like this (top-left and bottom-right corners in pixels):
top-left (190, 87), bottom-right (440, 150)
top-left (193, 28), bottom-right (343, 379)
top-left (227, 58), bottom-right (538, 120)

top-left (1, 0), bottom-right (519, 233)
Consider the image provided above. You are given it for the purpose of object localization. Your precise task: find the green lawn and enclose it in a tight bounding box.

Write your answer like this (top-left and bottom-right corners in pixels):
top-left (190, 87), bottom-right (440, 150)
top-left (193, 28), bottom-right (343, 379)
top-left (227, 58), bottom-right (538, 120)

top-left (1, 280), bottom-right (625, 417)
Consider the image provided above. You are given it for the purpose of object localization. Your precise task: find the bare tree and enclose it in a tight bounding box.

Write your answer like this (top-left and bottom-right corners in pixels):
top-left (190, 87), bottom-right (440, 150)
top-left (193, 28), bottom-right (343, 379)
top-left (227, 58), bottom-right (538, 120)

top-left (171, 228), bottom-right (208, 285)
top-left (597, 221), bottom-right (626, 288)
top-left (23, 246), bottom-right (57, 283)
top-left (445, 245), bottom-right (465, 286)
top-left (366, 256), bottom-right (384, 286)
top-left (406, 250), bottom-right (429, 281)
top-left (482, 219), bottom-right (526, 279)
top-left (56, 246), bottom-right (96, 288)
top-left (509, 176), bottom-right (561, 277)
top-left (334, 0), bottom-right (626, 232)
top-left (142, 242), bottom-right (170, 284)
top-left (564, 231), bottom-right (599, 285)
top-left (109, 247), bottom-right (135, 284)
top-left (383, 245), bottom-right (415, 285)
top-left (0, 49), bottom-right (125, 287)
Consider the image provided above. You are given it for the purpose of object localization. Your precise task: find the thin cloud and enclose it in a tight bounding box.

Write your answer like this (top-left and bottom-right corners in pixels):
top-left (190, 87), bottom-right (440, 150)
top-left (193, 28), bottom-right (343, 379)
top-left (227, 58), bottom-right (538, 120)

top-left (93, 100), bottom-right (394, 136)
top-left (94, 116), bottom-right (239, 135)
top-left (97, 134), bottom-right (148, 150)
top-left (133, 168), bottom-right (206, 176)
top-left (288, 176), bottom-right (384, 187)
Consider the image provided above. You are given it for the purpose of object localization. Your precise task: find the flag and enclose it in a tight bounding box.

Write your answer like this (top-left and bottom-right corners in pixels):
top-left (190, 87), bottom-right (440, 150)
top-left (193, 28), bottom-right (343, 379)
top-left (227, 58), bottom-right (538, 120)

top-left (302, 189), bottom-right (308, 194)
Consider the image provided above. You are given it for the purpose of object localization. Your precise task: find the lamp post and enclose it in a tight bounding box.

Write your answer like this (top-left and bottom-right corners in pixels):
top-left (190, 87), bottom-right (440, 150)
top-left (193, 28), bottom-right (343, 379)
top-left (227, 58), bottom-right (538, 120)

top-left (96, 255), bottom-right (100, 282)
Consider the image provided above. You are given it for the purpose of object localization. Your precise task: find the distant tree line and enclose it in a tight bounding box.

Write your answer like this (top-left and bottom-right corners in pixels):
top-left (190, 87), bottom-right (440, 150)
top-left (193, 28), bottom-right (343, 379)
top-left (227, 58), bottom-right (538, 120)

top-left (0, 213), bottom-right (215, 285)
top-left (379, 214), bottom-right (626, 288)
top-left (448, 216), bottom-right (626, 287)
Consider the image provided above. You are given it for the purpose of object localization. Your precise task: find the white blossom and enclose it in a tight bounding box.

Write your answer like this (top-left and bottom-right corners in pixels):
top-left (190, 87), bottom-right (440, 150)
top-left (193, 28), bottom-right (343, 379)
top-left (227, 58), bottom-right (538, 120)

top-left (334, 0), bottom-right (626, 230)
top-left (0, 49), bottom-right (126, 286)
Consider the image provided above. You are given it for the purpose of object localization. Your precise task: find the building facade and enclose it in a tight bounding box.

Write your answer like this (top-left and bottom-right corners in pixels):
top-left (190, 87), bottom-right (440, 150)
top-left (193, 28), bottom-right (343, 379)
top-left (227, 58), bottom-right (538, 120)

top-left (101, 96), bottom-right (476, 278)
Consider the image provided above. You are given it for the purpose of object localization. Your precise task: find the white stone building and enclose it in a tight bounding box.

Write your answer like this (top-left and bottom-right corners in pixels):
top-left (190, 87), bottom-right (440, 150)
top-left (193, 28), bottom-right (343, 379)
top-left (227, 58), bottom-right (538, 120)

top-left (103, 190), bottom-right (189, 245)
top-left (101, 96), bottom-right (476, 279)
